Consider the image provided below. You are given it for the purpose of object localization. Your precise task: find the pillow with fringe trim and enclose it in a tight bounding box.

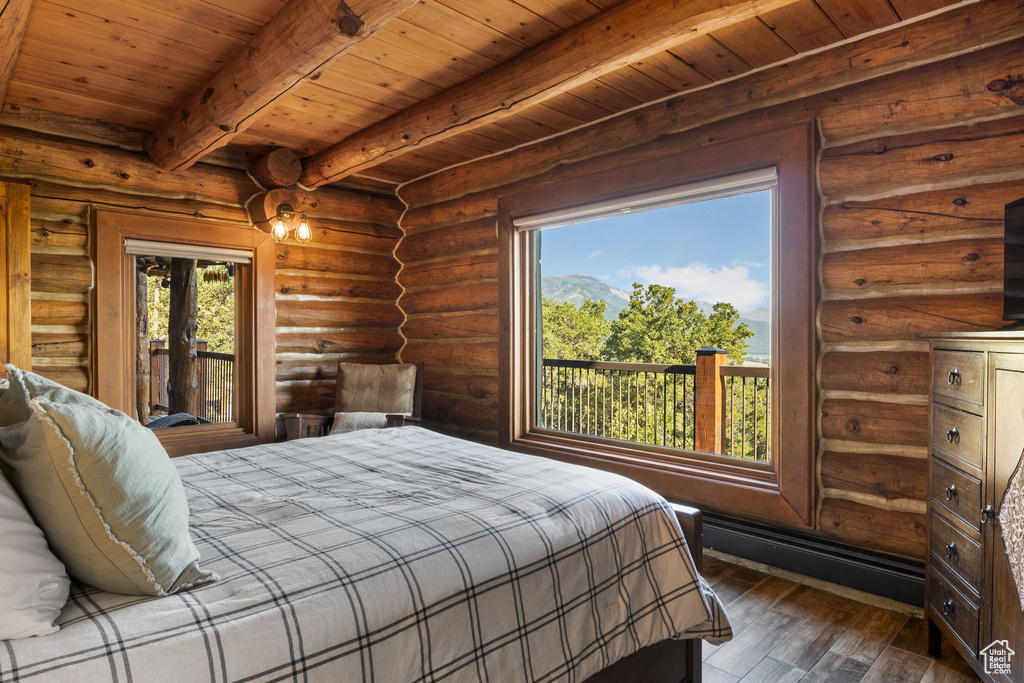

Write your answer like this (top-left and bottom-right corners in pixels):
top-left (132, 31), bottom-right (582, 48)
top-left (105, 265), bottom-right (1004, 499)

top-left (0, 398), bottom-right (216, 596)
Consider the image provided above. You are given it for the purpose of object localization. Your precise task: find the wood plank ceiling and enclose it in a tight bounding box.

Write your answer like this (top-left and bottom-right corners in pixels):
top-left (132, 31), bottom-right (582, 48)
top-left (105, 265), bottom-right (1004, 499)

top-left (4, 0), bottom-right (960, 188)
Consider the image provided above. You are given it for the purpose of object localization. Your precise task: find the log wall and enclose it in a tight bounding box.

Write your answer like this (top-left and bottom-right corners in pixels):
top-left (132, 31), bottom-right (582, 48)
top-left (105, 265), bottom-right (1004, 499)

top-left (0, 120), bottom-right (405, 426)
top-left (394, 16), bottom-right (1024, 559)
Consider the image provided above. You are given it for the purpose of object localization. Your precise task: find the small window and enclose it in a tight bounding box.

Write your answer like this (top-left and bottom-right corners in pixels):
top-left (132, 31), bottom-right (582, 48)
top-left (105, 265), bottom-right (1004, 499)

top-left (500, 123), bottom-right (817, 527)
top-left (129, 242), bottom-right (246, 428)
top-left (93, 210), bottom-right (276, 456)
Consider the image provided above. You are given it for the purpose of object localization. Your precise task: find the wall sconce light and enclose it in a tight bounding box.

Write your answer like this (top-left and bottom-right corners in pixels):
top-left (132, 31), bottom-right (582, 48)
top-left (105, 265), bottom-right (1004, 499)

top-left (294, 214), bottom-right (313, 243)
top-left (270, 203), bottom-right (314, 244)
top-left (271, 203), bottom-right (294, 242)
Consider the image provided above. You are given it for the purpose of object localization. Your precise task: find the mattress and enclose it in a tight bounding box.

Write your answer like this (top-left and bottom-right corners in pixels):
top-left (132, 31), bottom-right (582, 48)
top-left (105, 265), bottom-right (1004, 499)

top-left (0, 427), bottom-right (731, 682)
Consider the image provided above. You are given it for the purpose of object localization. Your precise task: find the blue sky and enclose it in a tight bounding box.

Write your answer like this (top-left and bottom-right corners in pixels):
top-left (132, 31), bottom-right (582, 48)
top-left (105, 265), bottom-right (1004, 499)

top-left (538, 190), bottom-right (772, 311)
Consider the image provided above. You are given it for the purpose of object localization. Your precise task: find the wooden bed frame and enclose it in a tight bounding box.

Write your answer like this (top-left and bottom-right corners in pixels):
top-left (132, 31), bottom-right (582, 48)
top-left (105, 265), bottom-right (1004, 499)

top-left (582, 504), bottom-right (704, 683)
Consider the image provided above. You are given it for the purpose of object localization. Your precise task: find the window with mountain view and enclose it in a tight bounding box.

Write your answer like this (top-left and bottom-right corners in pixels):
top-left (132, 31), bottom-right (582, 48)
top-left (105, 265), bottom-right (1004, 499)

top-left (536, 181), bottom-right (773, 461)
top-left (500, 124), bottom-right (817, 526)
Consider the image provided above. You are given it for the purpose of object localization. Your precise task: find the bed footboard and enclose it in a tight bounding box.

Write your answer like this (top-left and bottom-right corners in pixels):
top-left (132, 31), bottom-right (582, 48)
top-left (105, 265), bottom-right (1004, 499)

top-left (581, 504), bottom-right (704, 683)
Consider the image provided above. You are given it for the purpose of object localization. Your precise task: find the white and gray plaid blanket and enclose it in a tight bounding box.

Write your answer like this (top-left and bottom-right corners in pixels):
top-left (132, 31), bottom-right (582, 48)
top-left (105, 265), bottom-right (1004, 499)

top-left (1, 427), bottom-right (731, 683)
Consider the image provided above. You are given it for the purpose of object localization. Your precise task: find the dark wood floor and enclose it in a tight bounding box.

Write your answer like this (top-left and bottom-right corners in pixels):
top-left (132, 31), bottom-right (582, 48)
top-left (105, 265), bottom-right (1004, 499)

top-left (701, 556), bottom-right (980, 683)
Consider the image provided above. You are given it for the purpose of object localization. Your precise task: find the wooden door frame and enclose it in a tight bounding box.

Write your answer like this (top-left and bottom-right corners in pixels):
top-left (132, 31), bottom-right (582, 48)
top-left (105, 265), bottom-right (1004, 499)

top-left (92, 208), bottom-right (275, 456)
top-left (0, 181), bottom-right (31, 374)
top-left (498, 121), bottom-right (819, 528)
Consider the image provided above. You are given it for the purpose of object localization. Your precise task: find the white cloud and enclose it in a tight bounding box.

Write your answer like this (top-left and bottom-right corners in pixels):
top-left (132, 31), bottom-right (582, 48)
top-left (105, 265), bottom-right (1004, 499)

top-left (731, 258), bottom-right (766, 269)
top-left (587, 249), bottom-right (603, 259)
top-left (622, 262), bottom-right (768, 310)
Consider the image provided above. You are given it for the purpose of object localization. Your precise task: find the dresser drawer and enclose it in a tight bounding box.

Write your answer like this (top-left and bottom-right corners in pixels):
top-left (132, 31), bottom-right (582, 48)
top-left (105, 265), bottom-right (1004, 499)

top-left (931, 457), bottom-right (983, 531)
top-left (933, 350), bottom-right (985, 407)
top-left (929, 565), bottom-right (980, 655)
top-left (931, 403), bottom-right (984, 470)
top-left (929, 512), bottom-right (982, 593)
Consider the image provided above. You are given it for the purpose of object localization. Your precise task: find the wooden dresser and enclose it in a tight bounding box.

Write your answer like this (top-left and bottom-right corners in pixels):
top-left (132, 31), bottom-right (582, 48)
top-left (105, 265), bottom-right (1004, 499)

top-left (927, 332), bottom-right (1024, 682)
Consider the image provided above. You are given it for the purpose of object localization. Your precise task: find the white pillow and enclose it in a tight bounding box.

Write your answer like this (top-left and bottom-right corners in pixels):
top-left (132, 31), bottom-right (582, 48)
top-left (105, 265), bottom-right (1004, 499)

top-left (0, 464), bottom-right (70, 640)
top-left (329, 412), bottom-right (393, 434)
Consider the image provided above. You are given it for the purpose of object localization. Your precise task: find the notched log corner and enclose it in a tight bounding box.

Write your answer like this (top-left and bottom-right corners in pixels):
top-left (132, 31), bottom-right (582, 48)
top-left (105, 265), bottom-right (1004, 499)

top-left (334, 1), bottom-right (364, 36)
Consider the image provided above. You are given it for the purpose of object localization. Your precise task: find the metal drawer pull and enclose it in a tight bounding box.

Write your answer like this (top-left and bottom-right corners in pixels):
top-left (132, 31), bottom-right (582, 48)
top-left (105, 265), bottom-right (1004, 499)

top-left (945, 484), bottom-right (957, 501)
top-left (946, 427), bottom-right (959, 444)
top-left (948, 368), bottom-right (960, 385)
top-left (945, 542), bottom-right (957, 559)
top-left (942, 599), bottom-right (955, 616)
top-left (982, 505), bottom-right (995, 524)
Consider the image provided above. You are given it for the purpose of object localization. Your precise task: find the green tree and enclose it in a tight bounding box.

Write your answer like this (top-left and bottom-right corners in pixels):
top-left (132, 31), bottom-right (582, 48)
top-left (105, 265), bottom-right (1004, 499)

top-left (541, 296), bottom-right (610, 360)
top-left (147, 263), bottom-right (236, 353)
top-left (605, 284), bottom-right (752, 365)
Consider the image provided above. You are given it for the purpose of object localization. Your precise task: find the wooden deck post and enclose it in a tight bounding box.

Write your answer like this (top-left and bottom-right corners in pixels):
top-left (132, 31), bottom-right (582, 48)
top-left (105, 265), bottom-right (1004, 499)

top-left (196, 340), bottom-right (207, 420)
top-left (695, 347), bottom-right (727, 454)
top-left (135, 267), bottom-right (149, 424)
top-left (168, 259), bottom-right (198, 416)
top-left (149, 339), bottom-right (166, 414)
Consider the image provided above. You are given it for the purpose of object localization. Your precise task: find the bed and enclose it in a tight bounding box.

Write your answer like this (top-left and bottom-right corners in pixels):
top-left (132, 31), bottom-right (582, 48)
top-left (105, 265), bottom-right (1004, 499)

top-left (0, 427), bottom-right (731, 682)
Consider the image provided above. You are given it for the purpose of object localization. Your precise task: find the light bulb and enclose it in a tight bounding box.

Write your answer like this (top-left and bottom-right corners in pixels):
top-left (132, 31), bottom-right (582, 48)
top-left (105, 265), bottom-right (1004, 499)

top-left (295, 216), bottom-right (313, 243)
top-left (271, 218), bottom-right (289, 242)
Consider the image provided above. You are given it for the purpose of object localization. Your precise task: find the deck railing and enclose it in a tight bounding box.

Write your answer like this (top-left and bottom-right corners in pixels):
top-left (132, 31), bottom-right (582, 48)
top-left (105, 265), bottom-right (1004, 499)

top-left (540, 349), bottom-right (770, 462)
top-left (149, 340), bottom-right (234, 423)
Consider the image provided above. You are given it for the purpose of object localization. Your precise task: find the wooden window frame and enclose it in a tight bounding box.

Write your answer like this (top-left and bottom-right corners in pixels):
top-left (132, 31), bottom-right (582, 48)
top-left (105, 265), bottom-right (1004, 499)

top-left (498, 122), bottom-right (818, 528)
top-left (93, 209), bottom-right (276, 456)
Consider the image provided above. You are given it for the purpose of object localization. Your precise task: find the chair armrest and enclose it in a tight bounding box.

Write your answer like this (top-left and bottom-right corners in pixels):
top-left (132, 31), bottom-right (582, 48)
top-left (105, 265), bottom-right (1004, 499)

top-left (280, 413), bottom-right (333, 440)
top-left (385, 414), bottom-right (423, 428)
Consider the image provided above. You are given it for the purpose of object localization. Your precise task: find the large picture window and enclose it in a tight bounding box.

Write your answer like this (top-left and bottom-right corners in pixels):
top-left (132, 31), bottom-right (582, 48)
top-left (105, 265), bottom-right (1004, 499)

top-left (499, 123), bottom-right (818, 527)
top-left (93, 210), bottom-right (276, 456)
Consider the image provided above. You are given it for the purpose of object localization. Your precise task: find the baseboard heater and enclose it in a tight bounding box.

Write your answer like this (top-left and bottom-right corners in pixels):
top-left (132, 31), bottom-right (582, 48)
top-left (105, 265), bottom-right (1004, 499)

top-left (702, 514), bottom-right (925, 607)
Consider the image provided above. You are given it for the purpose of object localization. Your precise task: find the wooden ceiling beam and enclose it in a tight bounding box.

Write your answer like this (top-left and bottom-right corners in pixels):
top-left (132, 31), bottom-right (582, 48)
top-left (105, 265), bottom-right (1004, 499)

top-left (0, 0), bottom-right (33, 105)
top-left (298, 0), bottom-right (803, 188)
top-left (143, 0), bottom-right (419, 172)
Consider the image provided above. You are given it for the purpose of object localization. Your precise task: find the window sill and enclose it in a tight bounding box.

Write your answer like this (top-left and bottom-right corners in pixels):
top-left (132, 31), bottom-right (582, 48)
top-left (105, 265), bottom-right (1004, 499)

top-left (156, 423), bottom-right (264, 457)
top-left (512, 429), bottom-right (811, 528)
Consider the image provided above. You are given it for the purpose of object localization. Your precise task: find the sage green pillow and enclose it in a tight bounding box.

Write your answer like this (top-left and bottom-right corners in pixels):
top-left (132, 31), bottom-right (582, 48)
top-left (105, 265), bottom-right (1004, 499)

top-left (0, 398), bottom-right (216, 596)
top-left (0, 365), bottom-right (107, 427)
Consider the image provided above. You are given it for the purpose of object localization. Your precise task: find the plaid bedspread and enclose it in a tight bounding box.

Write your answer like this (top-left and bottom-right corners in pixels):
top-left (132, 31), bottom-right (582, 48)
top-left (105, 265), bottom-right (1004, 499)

top-left (1, 427), bottom-right (731, 683)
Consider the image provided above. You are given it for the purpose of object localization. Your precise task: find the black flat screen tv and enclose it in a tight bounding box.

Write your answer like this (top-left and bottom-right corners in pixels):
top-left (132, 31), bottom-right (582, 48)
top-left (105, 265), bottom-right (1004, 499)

top-left (1005, 197), bottom-right (1024, 321)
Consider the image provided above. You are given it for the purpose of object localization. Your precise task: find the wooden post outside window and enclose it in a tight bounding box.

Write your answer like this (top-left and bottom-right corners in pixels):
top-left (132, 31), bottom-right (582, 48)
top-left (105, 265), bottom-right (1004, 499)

top-left (694, 347), bottom-right (727, 454)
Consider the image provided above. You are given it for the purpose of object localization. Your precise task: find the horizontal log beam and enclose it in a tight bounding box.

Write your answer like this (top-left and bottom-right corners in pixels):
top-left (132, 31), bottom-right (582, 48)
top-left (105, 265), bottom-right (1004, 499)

top-left (275, 244), bottom-right (399, 276)
top-left (0, 0), bottom-right (32, 105)
top-left (820, 351), bottom-right (930, 395)
top-left (821, 451), bottom-right (928, 502)
top-left (29, 365), bottom-right (88, 392)
top-left (820, 293), bottom-right (1004, 341)
top-left (396, 218), bottom-right (497, 263)
top-left (823, 181), bottom-right (1017, 245)
top-left (820, 399), bottom-right (929, 446)
top-left (275, 273), bottom-right (402, 301)
top-left (399, 0), bottom-right (1024, 208)
top-left (820, 116), bottom-right (1024, 201)
top-left (398, 256), bottom-right (498, 289)
top-left (299, 0), bottom-right (802, 187)
top-left (274, 331), bottom-right (403, 355)
top-left (30, 253), bottom-right (92, 293)
top-left (399, 282), bottom-right (499, 315)
top-left (401, 314), bottom-right (499, 340)
top-left (0, 126), bottom-right (256, 206)
top-left (275, 298), bottom-right (403, 328)
top-left (819, 497), bottom-right (925, 559)
top-left (401, 341), bottom-right (498, 369)
top-left (144, 0), bottom-right (419, 171)
top-left (822, 238), bottom-right (1001, 291)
